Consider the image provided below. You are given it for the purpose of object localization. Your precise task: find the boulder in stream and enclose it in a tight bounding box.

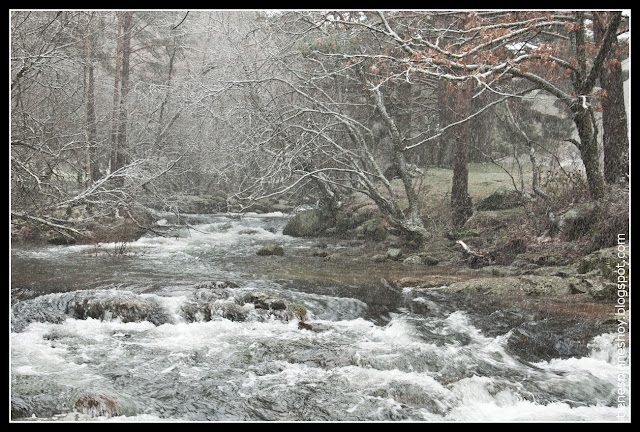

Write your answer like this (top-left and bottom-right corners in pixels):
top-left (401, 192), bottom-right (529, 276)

top-left (66, 295), bottom-right (172, 326)
top-left (74, 393), bottom-right (120, 418)
top-left (256, 243), bottom-right (284, 256)
top-left (282, 208), bottom-right (330, 237)
top-left (242, 291), bottom-right (288, 310)
top-left (240, 292), bottom-right (312, 327)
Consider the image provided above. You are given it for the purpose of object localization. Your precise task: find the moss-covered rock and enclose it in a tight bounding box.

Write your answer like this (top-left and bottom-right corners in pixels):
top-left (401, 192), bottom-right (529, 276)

top-left (256, 243), bottom-right (284, 256)
top-left (386, 248), bottom-right (403, 261)
top-left (288, 303), bottom-right (308, 321)
top-left (577, 246), bottom-right (629, 284)
top-left (561, 202), bottom-right (597, 240)
top-left (360, 217), bottom-right (388, 241)
top-left (476, 187), bottom-right (523, 211)
top-left (283, 209), bottom-right (330, 237)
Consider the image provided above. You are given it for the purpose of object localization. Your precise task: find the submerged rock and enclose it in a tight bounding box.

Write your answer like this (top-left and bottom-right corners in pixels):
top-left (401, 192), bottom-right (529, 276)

top-left (66, 295), bottom-right (172, 326)
top-left (74, 393), bottom-right (120, 418)
top-left (256, 243), bottom-right (285, 256)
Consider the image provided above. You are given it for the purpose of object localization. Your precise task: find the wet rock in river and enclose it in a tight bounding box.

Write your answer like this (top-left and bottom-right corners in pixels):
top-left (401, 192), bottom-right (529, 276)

top-left (256, 243), bottom-right (284, 256)
top-left (298, 321), bottom-right (313, 330)
top-left (241, 291), bottom-right (288, 310)
top-left (311, 249), bottom-right (329, 258)
top-left (504, 316), bottom-right (608, 362)
top-left (180, 301), bottom-right (249, 323)
top-left (74, 393), bottom-right (120, 418)
top-left (11, 290), bottom-right (174, 331)
top-left (240, 292), bottom-right (313, 327)
top-left (196, 280), bottom-right (240, 289)
top-left (66, 295), bottom-right (172, 326)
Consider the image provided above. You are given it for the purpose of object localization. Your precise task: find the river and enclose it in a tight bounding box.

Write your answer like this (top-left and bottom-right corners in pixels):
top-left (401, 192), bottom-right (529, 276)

top-left (10, 212), bottom-right (630, 422)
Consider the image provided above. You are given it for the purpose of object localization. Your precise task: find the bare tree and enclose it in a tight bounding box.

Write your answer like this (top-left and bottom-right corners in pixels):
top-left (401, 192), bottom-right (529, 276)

top-left (11, 11), bottom-right (195, 240)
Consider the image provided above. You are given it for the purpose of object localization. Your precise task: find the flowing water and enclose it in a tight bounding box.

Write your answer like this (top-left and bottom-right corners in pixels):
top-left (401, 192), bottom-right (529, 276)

top-left (10, 213), bottom-right (630, 422)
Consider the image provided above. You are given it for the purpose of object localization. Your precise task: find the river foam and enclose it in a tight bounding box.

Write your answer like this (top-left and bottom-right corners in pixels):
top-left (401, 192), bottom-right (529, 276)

top-left (11, 213), bottom-right (630, 422)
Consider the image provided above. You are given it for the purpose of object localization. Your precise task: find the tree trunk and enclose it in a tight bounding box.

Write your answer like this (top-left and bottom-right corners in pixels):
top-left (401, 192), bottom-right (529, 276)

top-left (82, 12), bottom-right (99, 186)
top-left (110, 12), bottom-right (123, 174)
top-left (450, 81), bottom-right (473, 228)
top-left (436, 79), bottom-right (454, 168)
top-left (593, 12), bottom-right (629, 185)
top-left (116, 11), bottom-right (133, 170)
top-left (571, 102), bottom-right (606, 200)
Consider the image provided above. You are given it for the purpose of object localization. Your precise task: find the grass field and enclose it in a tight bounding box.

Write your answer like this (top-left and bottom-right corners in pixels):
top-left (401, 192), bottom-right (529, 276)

top-left (418, 162), bottom-right (534, 201)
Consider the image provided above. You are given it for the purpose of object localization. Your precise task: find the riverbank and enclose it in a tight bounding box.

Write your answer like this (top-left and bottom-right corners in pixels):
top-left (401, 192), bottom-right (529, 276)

top-left (11, 163), bottom-right (629, 321)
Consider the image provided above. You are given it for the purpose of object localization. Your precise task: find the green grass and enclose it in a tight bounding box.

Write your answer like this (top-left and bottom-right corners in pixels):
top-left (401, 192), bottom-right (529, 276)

top-left (346, 162), bottom-right (536, 230)
top-left (419, 163), bottom-right (533, 201)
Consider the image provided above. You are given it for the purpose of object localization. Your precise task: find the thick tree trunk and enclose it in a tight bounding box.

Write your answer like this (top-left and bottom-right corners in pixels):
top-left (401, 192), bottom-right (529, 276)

top-left (593, 12), bottom-right (629, 185)
top-left (571, 102), bottom-right (606, 200)
top-left (450, 81), bottom-right (473, 228)
top-left (110, 12), bottom-right (123, 174)
top-left (109, 11), bottom-right (133, 190)
top-left (600, 65), bottom-right (629, 184)
top-left (82, 12), bottom-right (99, 186)
top-left (116, 11), bottom-right (133, 169)
top-left (436, 79), bottom-right (454, 167)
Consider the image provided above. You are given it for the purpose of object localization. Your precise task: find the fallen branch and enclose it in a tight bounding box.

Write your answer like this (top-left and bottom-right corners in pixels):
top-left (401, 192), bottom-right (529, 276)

top-left (455, 240), bottom-right (483, 257)
top-left (456, 240), bottom-right (492, 269)
top-left (11, 210), bottom-right (85, 240)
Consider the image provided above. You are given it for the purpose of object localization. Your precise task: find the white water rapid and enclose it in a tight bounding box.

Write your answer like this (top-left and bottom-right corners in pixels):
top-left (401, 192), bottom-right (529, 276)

top-left (11, 213), bottom-right (631, 422)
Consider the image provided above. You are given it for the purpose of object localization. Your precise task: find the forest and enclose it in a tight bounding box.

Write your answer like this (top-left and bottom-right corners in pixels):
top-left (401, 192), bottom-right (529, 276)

top-left (10, 10), bottom-right (629, 250)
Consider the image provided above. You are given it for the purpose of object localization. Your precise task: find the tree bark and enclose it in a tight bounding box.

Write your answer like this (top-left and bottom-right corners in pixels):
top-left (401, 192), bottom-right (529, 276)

top-left (110, 11), bottom-right (123, 174)
top-left (570, 102), bottom-right (606, 200)
top-left (593, 12), bottom-right (629, 185)
top-left (436, 79), bottom-right (454, 168)
top-left (359, 66), bottom-right (430, 245)
top-left (450, 81), bottom-right (473, 228)
top-left (117, 11), bottom-right (133, 168)
top-left (82, 12), bottom-right (99, 186)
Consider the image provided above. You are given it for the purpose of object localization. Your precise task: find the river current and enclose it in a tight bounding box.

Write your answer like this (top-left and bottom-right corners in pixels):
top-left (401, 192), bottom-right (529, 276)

top-left (10, 212), bottom-right (630, 422)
